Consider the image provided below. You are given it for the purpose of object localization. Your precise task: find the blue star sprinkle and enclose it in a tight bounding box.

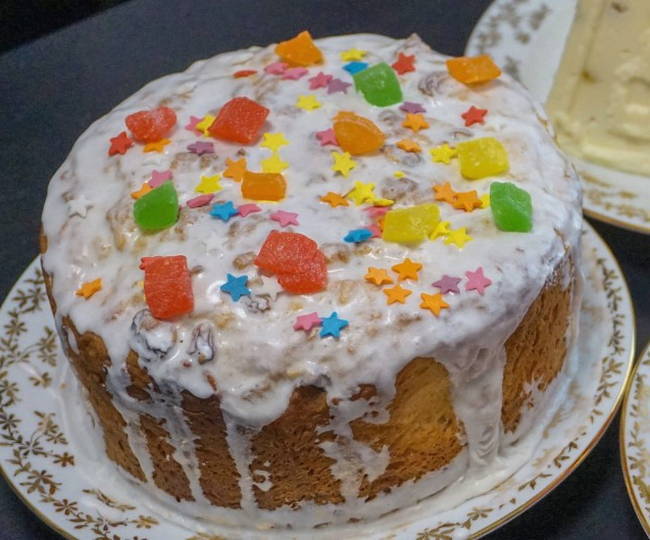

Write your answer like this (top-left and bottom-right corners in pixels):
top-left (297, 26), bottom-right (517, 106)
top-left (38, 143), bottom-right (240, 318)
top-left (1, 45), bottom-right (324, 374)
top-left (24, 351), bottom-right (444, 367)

top-left (220, 273), bottom-right (251, 301)
top-left (319, 312), bottom-right (349, 339)
top-left (210, 201), bottom-right (238, 222)
top-left (343, 228), bottom-right (373, 244)
top-left (343, 62), bottom-right (368, 75)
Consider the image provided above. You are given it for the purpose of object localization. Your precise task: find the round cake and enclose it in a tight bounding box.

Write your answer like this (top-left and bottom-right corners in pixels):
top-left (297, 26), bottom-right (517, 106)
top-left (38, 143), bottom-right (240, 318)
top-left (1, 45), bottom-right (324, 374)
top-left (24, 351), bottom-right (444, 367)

top-left (40, 32), bottom-right (582, 529)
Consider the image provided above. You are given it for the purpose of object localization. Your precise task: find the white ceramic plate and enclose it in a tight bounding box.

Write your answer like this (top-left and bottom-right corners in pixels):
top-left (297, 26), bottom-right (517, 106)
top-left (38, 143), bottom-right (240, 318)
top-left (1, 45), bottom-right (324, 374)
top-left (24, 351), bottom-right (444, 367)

top-left (0, 222), bottom-right (635, 539)
top-left (620, 342), bottom-right (650, 536)
top-left (466, 0), bottom-right (650, 234)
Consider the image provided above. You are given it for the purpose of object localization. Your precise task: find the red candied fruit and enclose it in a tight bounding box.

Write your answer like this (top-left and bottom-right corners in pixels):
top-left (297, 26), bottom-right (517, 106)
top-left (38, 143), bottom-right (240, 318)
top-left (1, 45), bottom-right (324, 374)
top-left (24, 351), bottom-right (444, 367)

top-left (254, 231), bottom-right (327, 294)
top-left (140, 255), bottom-right (193, 319)
top-left (208, 97), bottom-right (269, 144)
top-left (125, 106), bottom-right (177, 143)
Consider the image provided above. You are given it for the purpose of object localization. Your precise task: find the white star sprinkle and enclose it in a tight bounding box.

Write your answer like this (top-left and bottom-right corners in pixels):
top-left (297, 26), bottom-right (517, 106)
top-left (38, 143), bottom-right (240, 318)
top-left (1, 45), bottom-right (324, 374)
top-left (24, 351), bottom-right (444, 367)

top-left (67, 195), bottom-right (91, 218)
top-left (257, 275), bottom-right (283, 301)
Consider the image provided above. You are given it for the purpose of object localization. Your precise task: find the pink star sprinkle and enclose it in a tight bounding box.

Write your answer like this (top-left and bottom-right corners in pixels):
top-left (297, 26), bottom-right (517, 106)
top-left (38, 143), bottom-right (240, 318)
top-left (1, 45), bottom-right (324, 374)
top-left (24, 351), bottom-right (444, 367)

top-left (293, 312), bottom-right (322, 331)
top-left (237, 203), bottom-right (262, 217)
top-left (432, 274), bottom-right (462, 294)
top-left (270, 210), bottom-right (299, 227)
top-left (282, 67), bottom-right (308, 80)
top-left (148, 169), bottom-right (172, 188)
top-left (367, 224), bottom-right (381, 238)
top-left (187, 194), bottom-right (214, 208)
top-left (327, 78), bottom-right (352, 94)
top-left (400, 101), bottom-right (425, 114)
top-left (309, 72), bottom-right (333, 89)
top-left (184, 116), bottom-right (203, 135)
top-left (187, 141), bottom-right (215, 155)
top-left (316, 128), bottom-right (338, 146)
top-left (465, 267), bottom-right (492, 295)
top-left (264, 62), bottom-right (288, 75)
top-left (365, 206), bottom-right (390, 219)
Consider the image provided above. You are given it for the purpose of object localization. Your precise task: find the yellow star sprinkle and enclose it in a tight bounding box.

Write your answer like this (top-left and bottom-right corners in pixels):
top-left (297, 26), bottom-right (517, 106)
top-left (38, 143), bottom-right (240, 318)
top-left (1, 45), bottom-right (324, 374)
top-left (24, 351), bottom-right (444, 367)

top-left (445, 227), bottom-right (472, 248)
top-left (402, 113), bottom-right (429, 132)
top-left (143, 138), bottom-right (171, 153)
top-left (430, 144), bottom-right (457, 164)
top-left (195, 174), bottom-right (222, 194)
top-left (260, 132), bottom-right (289, 151)
top-left (76, 278), bottom-right (102, 299)
top-left (430, 220), bottom-right (451, 240)
top-left (331, 151), bottom-right (357, 177)
top-left (480, 194), bottom-right (490, 208)
top-left (195, 115), bottom-right (215, 135)
top-left (393, 170), bottom-right (406, 178)
top-left (261, 152), bottom-right (289, 173)
top-left (320, 192), bottom-right (349, 207)
top-left (420, 293), bottom-right (449, 317)
top-left (296, 95), bottom-right (322, 111)
top-left (372, 197), bottom-right (394, 207)
top-left (396, 139), bottom-right (421, 153)
top-left (340, 48), bottom-right (367, 61)
top-left (347, 181), bottom-right (376, 206)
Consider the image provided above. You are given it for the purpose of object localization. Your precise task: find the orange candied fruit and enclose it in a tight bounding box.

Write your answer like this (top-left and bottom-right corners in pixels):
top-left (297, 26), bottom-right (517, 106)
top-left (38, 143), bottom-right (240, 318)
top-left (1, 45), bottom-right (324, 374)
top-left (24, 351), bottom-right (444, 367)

top-left (275, 31), bottom-right (323, 67)
top-left (208, 97), bottom-right (269, 144)
top-left (332, 111), bottom-right (385, 155)
top-left (446, 54), bottom-right (501, 85)
top-left (241, 171), bottom-right (286, 201)
top-left (125, 106), bottom-right (177, 143)
top-left (140, 255), bottom-right (193, 320)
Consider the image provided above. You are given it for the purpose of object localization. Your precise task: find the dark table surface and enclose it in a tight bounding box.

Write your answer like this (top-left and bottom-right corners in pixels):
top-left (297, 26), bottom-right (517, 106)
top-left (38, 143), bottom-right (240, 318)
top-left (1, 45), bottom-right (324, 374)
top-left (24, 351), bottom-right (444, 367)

top-left (1, 0), bottom-right (648, 538)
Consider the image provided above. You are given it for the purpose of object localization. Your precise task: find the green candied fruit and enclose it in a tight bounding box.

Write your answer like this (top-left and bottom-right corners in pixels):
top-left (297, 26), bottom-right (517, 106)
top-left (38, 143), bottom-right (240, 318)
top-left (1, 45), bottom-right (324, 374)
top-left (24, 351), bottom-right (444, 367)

top-left (353, 62), bottom-right (403, 107)
top-left (134, 181), bottom-right (179, 231)
top-left (490, 182), bottom-right (533, 232)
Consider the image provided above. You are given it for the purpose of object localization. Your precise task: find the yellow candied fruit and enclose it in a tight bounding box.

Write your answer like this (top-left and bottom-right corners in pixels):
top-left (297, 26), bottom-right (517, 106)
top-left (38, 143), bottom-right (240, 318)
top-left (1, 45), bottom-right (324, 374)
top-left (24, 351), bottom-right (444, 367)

top-left (382, 203), bottom-right (440, 244)
top-left (457, 137), bottom-right (509, 180)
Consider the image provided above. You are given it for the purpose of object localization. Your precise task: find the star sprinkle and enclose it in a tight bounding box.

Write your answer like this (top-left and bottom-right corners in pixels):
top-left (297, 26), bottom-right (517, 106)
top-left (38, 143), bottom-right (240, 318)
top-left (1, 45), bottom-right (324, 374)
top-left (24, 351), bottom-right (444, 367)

top-left (400, 101), bottom-right (425, 114)
top-left (296, 95), bottom-right (322, 110)
top-left (210, 201), bottom-right (238, 222)
top-left (331, 151), bottom-right (356, 177)
top-left (220, 273), bottom-right (251, 301)
top-left (453, 190), bottom-right (482, 212)
top-left (383, 284), bottom-right (412, 305)
top-left (282, 67), bottom-right (309, 80)
top-left (258, 275), bottom-right (283, 300)
top-left (365, 267), bottom-right (393, 286)
top-left (461, 106), bottom-right (488, 127)
top-left (320, 192), bottom-right (349, 207)
top-left (433, 182), bottom-right (457, 204)
top-left (465, 267), bottom-right (492, 295)
top-left (420, 293), bottom-right (449, 316)
top-left (327, 78), bottom-right (352, 94)
top-left (195, 174), bottom-right (222, 194)
top-left (392, 52), bottom-right (416, 75)
top-left (347, 181), bottom-right (375, 205)
top-left (184, 116), bottom-right (203, 135)
top-left (261, 153), bottom-right (289, 173)
top-left (429, 220), bottom-right (451, 240)
top-left (131, 183), bottom-right (152, 199)
top-left (396, 139), bottom-right (421, 153)
top-left (365, 205), bottom-right (390, 219)
top-left (187, 141), bottom-right (215, 155)
top-left (341, 48), bottom-right (367, 61)
top-left (261, 132), bottom-right (289, 151)
top-left (343, 62), bottom-right (368, 74)
top-left (367, 224), bottom-right (381, 238)
top-left (264, 61), bottom-right (288, 75)
top-left (391, 258), bottom-right (422, 281)
top-left (223, 157), bottom-right (247, 182)
top-left (430, 144), bottom-right (457, 164)
top-left (187, 193), bottom-right (214, 208)
top-left (393, 170), bottom-right (406, 178)
top-left (270, 210), bottom-right (299, 227)
top-left (149, 169), bottom-right (172, 187)
top-left (233, 69), bottom-right (257, 78)
top-left (68, 195), bottom-right (91, 218)
top-left (445, 227), bottom-right (472, 248)
top-left (293, 312), bottom-right (322, 332)
top-left (402, 113), bottom-right (429, 132)
top-left (344, 228), bottom-right (373, 243)
top-left (108, 131), bottom-right (133, 155)
top-left (480, 194), bottom-right (490, 208)
top-left (316, 128), bottom-right (338, 146)
top-left (319, 312), bottom-right (349, 339)
top-left (308, 72), bottom-right (333, 89)
top-left (432, 275), bottom-right (462, 294)
top-left (195, 115), bottom-right (216, 135)
top-left (237, 203), bottom-right (262, 217)
top-left (76, 278), bottom-right (102, 299)
top-left (143, 138), bottom-right (171, 153)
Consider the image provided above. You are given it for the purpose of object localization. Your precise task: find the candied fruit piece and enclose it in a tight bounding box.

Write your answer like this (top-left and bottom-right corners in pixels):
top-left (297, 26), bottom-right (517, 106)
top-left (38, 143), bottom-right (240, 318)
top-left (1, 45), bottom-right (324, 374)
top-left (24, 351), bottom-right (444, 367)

top-left (241, 171), bottom-right (286, 201)
top-left (490, 182), bottom-right (533, 232)
top-left (382, 203), bottom-right (440, 244)
top-left (353, 63), bottom-right (403, 107)
top-left (208, 97), bottom-right (269, 144)
top-left (275, 31), bottom-right (323, 67)
top-left (333, 111), bottom-right (385, 155)
top-left (457, 137), bottom-right (509, 180)
top-left (125, 106), bottom-right (177, 143)
top-left (446, 55), bottom-right (501, 85)
top-left (140, 255), bottom-right (193, 319)
top-left (133, 181), bottom-right (179, 231)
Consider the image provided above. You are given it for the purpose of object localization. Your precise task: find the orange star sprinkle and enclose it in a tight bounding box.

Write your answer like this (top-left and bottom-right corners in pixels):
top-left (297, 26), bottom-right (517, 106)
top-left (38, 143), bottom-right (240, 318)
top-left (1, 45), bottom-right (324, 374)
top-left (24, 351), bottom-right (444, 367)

top-left (391, 258), bottom-right (422, 281)
top-left (402, 113), bottom-right (429, 132)
top-left (320, 192), bottom-right (349, 207)
top-left (433, 182), bottom-right (457, 204)
top-left (396, 139), bottom-right (421, 153)
top-left (223, 157), bottom-right (247, 182)
top-left (453, 190), bottom-right (482, 212)
top-left (143, 138), bottom-right (171, 153)
top-left (364, 267), bottom-right (393, 286)
top-left (130, 183), bottom-right (152, 199)
top-left (383, 284), bottom-right (412, 305)
top-left (420, 293), bottom-right (449, 316)
top-left (76, 278), bottom-right (102, 299)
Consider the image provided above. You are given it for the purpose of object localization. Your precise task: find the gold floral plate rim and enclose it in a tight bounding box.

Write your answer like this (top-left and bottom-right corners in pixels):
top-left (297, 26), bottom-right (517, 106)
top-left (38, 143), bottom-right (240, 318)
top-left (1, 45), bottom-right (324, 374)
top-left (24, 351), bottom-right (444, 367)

top-left (620, 341), bottom-right (650, 537)
top-left (466, 0), bottom-right (650, 236)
